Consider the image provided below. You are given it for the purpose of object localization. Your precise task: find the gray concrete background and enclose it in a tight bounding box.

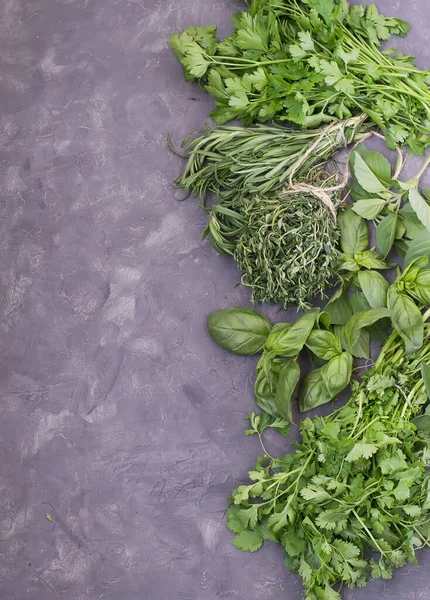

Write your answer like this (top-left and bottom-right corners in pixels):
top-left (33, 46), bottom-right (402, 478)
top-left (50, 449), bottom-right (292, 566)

top-left (1, 0), bottom-right (430, 598)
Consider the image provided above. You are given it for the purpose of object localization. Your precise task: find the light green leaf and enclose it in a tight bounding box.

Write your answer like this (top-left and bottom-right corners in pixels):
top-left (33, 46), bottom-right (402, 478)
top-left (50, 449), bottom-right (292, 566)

top-left (275, 360), bottom-right (300, 422)
top-left (339, 208), bottom-right (369, 255)
top-left (376, 212), bottom-right (398, 257)
top-left (352, 198), bottom-right (386, 220)
top-left (305, 330), bottom-right (342, 361)
top-left (343, 308), bottom-right (389, 352)
top-left (388, 286), bottom-right (424, 355)
top-left (351, 151), bottom-right (388, 194)
top-left (421, 363), bottom-right (430, 399)
top-left (409, 189), bottom-right (430, 231)
top-left (346, 442), bottom-right (378, 462)
top-left (337, 46), bottom-right (360, 66)
top-left (298, 30), bottom-right (314, 51)
top-left (404, 230), bottom-right (430, 267)
top-left (266, 309), bottom-right (319, 356)
top-left (358, 270), bottom-right (389, 308)
top-left (354, 145), bottom-right (392, 185)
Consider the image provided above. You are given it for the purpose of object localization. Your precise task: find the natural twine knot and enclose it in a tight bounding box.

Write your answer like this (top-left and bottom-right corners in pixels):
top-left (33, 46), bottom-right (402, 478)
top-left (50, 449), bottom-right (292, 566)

top-left (281, 117), bottom-right (373, 224)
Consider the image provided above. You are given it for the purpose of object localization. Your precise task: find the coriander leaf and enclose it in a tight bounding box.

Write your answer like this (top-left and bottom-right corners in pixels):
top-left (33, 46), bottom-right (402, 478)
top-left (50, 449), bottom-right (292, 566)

top-left (346, 441), bottom-right (378, 462)
top-left (337, 46), bottom-right (360, 67)
top-left (298, 30), bottom-right (315, 51)
top-left (232, 529), bottom-right (264, 552)
top-left (300, 484), bottom-right (331, 502)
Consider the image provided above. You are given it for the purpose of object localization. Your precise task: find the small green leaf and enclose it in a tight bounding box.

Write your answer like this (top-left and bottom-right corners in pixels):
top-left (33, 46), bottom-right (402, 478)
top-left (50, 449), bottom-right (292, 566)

top-left (346, 441), bottom-right (378, 462)
top-left (46, 513), bottom-right (54, 522)
top-left (352, 198), bottom-right (386, 220)
top-left (355, 250), bottom-right (392, 270)
top-left (376, 212), bottom-right (398, 257)
top-left (409, 189), bottom-right (430, 231)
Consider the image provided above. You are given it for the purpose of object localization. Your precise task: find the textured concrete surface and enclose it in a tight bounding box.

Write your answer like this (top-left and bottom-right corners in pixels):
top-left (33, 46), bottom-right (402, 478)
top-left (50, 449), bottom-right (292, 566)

top-left (1, 1), bottom-right (430, 599)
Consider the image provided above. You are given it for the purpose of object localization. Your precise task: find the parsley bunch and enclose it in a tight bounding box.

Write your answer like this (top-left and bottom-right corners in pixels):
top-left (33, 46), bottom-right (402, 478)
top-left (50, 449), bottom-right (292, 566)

top-left (169, 0), bottom-right (430, 153)
top-left (228, 324), bottom-right (430, 599)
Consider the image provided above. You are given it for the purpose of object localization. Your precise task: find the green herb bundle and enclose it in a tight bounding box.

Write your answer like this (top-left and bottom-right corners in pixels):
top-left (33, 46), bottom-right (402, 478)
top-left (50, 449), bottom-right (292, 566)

top-left (173, 118), bottom-right (369, 307)
top-left (228, 327), bottom-right (430, 599)
top-left (169, 0), bottom-right (430, 153)
top-left (235, 186), bottom-right (341, 309)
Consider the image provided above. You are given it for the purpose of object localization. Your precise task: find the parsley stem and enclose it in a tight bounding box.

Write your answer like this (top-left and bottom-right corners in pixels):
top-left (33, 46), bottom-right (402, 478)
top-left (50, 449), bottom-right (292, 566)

top-left (352, 509), bottom-right (386, 556)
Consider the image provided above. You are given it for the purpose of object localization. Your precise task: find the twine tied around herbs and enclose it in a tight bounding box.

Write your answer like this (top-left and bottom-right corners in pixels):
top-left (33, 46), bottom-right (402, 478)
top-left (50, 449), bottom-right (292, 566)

top-left (281, 118), bottom-right (373, 223)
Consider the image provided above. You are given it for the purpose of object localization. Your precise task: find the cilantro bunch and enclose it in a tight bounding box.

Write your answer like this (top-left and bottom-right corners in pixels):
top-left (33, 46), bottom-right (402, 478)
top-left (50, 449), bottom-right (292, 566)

top-left (228, 325), bottom-right (430, 599)
top-left (169, 0), bottom-right (430, 153)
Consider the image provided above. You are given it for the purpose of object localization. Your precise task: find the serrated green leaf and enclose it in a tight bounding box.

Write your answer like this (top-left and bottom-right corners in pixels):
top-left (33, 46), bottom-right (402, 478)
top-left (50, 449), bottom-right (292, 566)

top-left (346, 441), bottom-right (378, 462)
top-left (232, 529), bottom-right (264, 552)
top-left (352, 198), bottom-right (386, 220)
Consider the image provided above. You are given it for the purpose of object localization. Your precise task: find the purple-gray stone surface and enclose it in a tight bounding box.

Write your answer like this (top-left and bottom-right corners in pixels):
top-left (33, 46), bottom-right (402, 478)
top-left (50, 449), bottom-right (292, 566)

top-left (1, 0), bottom-right (430, 598)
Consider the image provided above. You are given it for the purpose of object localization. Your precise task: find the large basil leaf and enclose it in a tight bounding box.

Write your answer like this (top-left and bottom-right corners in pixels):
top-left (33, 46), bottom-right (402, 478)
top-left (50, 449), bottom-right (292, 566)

top-left (266, 309), bottom-right (319, 356)
top-left (335, 324), bottom-right (370, 359)
top-left (350, 151), bottom-right (388, 194)
top-left (339, 208), bottom-right (369, 255)
top-left (343, 308), bottom-right (390, 352)
top-left (324, 287), bottom-right (353, 325)
top-left (322, 352), bottom-right (353, 397)
top-left (409, 189), bottom-right (430, 231)
top-left (349, 292), bottom-right (371, 313)
top-left (350, 329), bottom-right (370, 360)
top-left (404, 230), bottom-right (430, 267)
top-left (376, 212), bottom-right (397, 257)
top-left (387, 286), bottom-right (424, 355)
top-left (354, 145), bottom-right (392, 185)
top-left (275, 361), bottom-right (300, 422)
top-left (358, 270), bottom-right (389, 308)
top-left (305, 330), bottom-right (342, 361)
top-left (299, 352), bottom-right (352, 412)
top-left (207, 307), bottom-right (271, 355)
